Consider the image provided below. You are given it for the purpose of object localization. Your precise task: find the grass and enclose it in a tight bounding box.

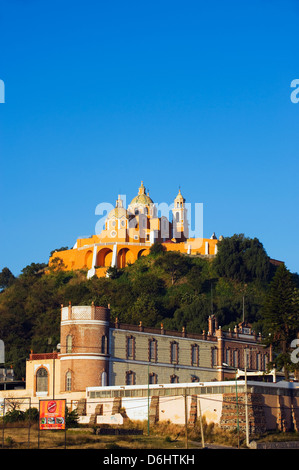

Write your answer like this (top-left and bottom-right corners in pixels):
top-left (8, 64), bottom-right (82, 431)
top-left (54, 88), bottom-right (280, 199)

top-left (0, 425), bottom-right (189, 449)
top-left (1, 418), bottom-right (299, 449)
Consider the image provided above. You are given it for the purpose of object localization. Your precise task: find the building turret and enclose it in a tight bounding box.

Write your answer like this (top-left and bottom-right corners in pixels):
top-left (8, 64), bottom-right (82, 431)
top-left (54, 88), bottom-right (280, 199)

top-left (172, 189), bottom-right (189, 241)
top-left (59, 303), bottom-right (110, 392)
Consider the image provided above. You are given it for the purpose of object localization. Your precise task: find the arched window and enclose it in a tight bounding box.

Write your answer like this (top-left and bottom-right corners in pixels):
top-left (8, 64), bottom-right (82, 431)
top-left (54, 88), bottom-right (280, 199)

top-left (170, 341), bottom-right (178, 364)
top-left (256, 353), bottom-right (261, 370)
top-left (126, 336), bottom-right (135, 359)
top-left (101, 371), bottom-right (107, 386)
top-left (126, 370), bottom-right (135, 385)
top-left (66, 335), bottom-right (72, 353)
top-left (149, 372), bottom-right (157, 384)
top-left (191, 344), bottom-right (199, 366)
top-left (149, 339), bottom-right (157, 362)
top-left (233, 350), bottom-right (238, 368)
top-left (225, 348), bottom-right (231, 366)
top-left (65, 370), bottom-right (72, 391)
top-left (212, 348), bottom-right (218, 367)
top-left (36, 367), bottom-right (48, 394)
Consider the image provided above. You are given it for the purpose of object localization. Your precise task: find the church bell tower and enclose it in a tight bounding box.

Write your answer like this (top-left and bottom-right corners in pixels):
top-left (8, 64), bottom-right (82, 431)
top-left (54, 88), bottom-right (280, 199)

top-left (172, 189), bottom-right (189, 241)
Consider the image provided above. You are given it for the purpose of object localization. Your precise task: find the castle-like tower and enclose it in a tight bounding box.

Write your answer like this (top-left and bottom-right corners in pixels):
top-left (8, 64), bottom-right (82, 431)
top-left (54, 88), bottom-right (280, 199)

top-left (59, 303), bottom-right (110, 391)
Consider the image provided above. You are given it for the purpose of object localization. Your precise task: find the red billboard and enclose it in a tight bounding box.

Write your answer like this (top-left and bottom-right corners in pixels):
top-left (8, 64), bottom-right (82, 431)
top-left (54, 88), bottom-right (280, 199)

top-left (39, 399), bottom-right (66, 430)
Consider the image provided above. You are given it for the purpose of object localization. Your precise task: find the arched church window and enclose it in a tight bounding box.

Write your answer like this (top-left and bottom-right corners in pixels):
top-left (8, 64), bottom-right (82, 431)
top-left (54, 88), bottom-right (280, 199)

top-left (36, 367), bottom-right (48, 393)
top-left (66, 335), bottom-right (72, 353)
top-left (101, 371), bottom-right (107, 386)
top-left (66, 370), bottom-right (72, 391)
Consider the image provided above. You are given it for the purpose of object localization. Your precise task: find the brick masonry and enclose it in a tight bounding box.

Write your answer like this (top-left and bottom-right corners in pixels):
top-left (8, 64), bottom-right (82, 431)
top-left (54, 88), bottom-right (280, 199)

top-left (220, 393), bottom-right (267, 435)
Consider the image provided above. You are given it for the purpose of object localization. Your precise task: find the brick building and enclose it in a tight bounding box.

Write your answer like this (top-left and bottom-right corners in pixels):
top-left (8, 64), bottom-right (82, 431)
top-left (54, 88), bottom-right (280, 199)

top-left (25, 303), bottom-right (272, 397)
top-left (4, 303), bottom-right (298, 436)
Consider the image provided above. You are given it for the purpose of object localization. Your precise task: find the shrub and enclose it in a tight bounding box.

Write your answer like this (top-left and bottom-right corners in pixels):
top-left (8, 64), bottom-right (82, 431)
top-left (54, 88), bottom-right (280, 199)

top-left (24, 407), bottom-right (39, 422)
top-left (66, 407), bottom-right (79, 428)
top-left (3, 409), bottom-right (25, 423)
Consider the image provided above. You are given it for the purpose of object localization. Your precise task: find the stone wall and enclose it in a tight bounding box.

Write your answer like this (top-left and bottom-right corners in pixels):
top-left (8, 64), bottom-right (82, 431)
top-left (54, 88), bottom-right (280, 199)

top-left (220, 392), bottom-right (266, 434)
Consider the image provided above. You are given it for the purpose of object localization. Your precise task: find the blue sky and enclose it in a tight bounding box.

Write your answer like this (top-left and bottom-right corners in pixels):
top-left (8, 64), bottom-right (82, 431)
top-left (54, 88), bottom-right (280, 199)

top-left (0, 0), bottom-right (298, 276)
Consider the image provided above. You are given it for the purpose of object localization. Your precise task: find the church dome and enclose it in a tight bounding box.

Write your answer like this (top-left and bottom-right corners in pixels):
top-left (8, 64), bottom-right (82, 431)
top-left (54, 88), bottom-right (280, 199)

top-left (129, 181), bottom-right (153, 206)
top-left (107, 196), bottom-right (129, 219)
top-left (107, 207), bottom-right (128, 219)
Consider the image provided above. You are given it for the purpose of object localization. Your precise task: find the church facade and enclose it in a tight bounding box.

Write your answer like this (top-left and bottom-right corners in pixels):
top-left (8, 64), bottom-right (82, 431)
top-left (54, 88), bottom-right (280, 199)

top-left (49, 182), bottom-right (219, 278)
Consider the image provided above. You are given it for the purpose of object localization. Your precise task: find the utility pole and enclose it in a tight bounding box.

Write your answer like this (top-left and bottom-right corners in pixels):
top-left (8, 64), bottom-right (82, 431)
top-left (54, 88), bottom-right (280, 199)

top-left (198, 396), bottom-right (205, 448)
top-left (147, 363), bottom-right (150, 436)
top-left (244, 348), bottom-right (250, 447)
top-left (184, 389), bottom-right (189, 449)
top-left (235, 369), bottom-right (240, 448)
top-left (53, 350), bottom-right (55, 400)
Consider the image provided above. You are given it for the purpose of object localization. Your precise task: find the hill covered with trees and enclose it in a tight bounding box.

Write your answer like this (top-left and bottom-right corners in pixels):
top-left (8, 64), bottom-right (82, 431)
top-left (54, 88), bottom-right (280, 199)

top-left (0, 234), bottom-right (298, 380)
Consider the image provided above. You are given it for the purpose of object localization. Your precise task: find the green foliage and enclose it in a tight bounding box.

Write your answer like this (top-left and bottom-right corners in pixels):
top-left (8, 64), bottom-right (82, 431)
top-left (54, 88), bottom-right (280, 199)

top-left (262, 263), bottom-right (299, 379)
top-left (106, 266), bottom-right (124, 279)
top-left (154, 251), bottom-right (192, 285)
top-left (149, 242), bottom-right (166, 255)
top-left (3, 409), bottom-right (25, 423)
top-left (213, 234), bottom-right (274, 284)
top-left (24, 407), bottom-right (39, 422)
top-left (66, 407), bottom-right (79, 428)
top-left (0, 267), bottom-right (15, 290)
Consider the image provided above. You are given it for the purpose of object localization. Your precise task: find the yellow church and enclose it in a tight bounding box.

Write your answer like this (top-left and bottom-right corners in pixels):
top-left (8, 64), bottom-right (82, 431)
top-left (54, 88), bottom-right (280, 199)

top-left (49, 182), bottom-right (219, 278)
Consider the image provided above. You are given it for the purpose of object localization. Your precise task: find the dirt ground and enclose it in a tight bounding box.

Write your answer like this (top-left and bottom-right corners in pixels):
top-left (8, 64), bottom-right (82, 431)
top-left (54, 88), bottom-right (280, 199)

top-left (0, 426), bottom-right (198, 450)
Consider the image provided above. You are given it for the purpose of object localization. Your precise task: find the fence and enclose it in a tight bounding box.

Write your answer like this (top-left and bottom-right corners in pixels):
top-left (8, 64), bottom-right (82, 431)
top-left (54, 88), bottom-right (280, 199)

top-left (1, 389), bottom-right (299, 449)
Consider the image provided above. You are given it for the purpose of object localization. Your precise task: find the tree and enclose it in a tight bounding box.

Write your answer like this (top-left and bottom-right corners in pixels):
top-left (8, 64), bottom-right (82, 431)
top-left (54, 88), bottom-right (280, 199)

top-left (48, 256), bottom-right (66, 272)
top-left (106, 266), bottom-right (123, 279)
top-left (0, 267), bottom-right (15, 290)
top-left (149, 242), bottom-right (166, 256)
top-left (20, 263), bottom-right (47, 278)
top-left (262, 263), bottom-right (299, 380)
top-left (213, 234), bottom-right (273, 283)
top-left (65, 407), bottom-right (79, 428)
top-left (154, 251), bottom-right (191, 285)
